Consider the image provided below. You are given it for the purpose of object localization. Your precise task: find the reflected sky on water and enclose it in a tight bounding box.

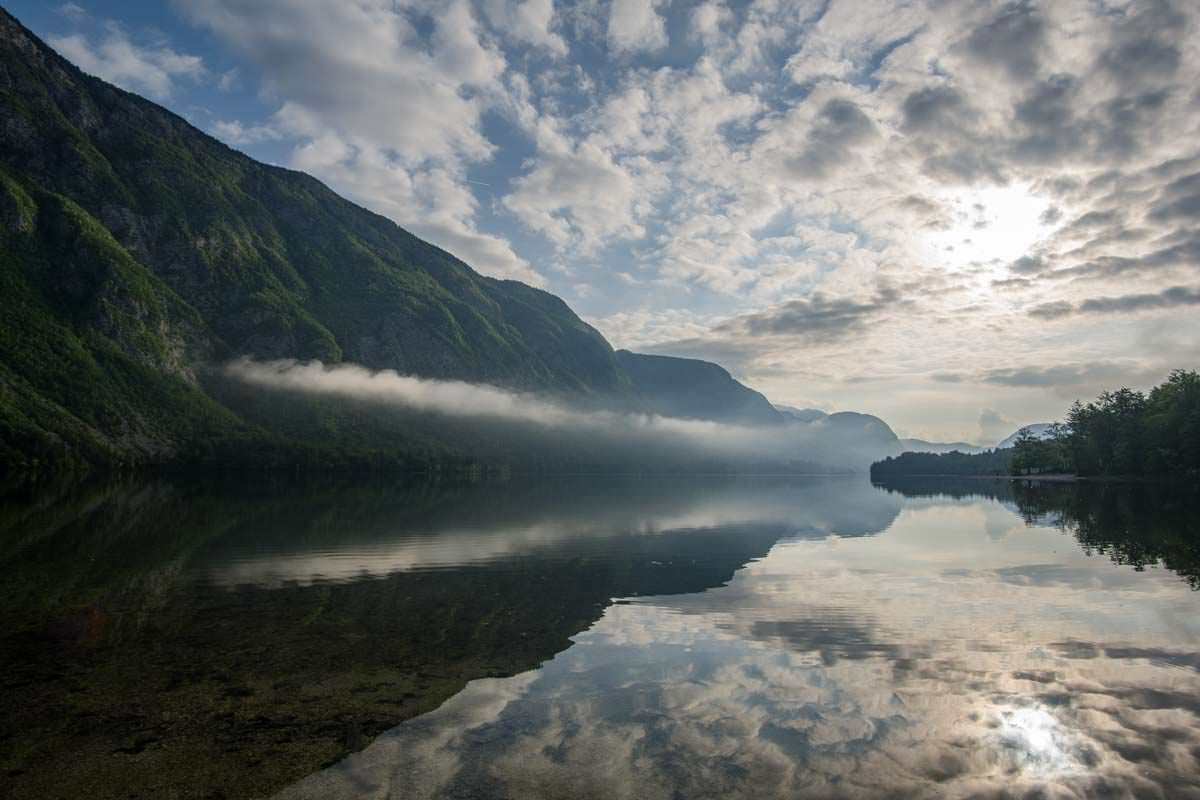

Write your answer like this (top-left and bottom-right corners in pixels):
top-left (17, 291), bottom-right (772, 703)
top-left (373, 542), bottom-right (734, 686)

top-left (2, 476), bottom-right (1198, 799)
top-left (274, 480), bottom-right (1200, 800)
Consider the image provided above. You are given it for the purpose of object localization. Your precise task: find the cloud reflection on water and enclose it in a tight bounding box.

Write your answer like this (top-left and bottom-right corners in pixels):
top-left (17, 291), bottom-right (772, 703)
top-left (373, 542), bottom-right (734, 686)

top-left (277, 484), bottom-right (1200, 800)
top-left (201, 478), bottom-right (901, 588)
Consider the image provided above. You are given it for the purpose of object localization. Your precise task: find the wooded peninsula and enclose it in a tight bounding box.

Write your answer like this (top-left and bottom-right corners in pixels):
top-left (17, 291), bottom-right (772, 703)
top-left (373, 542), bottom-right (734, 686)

top-left (871, 369), bottom-right (1200, 481)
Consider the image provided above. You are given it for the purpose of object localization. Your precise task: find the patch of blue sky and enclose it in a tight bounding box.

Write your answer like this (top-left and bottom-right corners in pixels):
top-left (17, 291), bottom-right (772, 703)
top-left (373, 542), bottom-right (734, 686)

top-left (12, 1), bottom-right (294, 163)
top-left (853, 32), bottom-right (920, 90)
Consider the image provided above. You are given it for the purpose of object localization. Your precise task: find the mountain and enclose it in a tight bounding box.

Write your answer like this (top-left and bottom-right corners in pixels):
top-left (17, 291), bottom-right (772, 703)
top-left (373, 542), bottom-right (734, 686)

top-left (822, 411), bottom-right (900, 447)
top-left (775, 405), bottom-right (831, 423)
top-left (0, 8), bottom-right (636, 472)
top-left (995, 423), bottom-right (1055, 449)
top-left (899, 439), bottom-right (987, 455)
top-left (615, 351), bottom-right (783, 425)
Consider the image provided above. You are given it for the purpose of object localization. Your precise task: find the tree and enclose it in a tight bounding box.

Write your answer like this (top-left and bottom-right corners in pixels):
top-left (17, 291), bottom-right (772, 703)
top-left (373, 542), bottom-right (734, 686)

top-left (1011, 427), bottom-right (1040, 475)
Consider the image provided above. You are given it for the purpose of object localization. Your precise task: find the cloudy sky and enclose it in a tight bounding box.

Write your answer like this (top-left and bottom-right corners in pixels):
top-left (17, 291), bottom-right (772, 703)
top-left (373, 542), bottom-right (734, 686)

top-left (13, 0), bottom-right (1200, 442)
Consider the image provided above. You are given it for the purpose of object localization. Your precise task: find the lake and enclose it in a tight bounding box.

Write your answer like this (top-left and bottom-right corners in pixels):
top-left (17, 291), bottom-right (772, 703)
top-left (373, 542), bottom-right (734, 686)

top-left (2, 476), bottom-right (1198, 799)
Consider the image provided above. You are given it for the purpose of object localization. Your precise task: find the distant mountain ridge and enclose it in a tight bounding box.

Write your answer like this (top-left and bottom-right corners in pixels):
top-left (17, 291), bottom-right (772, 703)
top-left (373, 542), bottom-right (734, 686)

top-left (616, 351), bottom-right (783, 425)
top-left (899, 439), bottom-right (987, 455)
top-left (995, 423), bottom-right (1055, 449)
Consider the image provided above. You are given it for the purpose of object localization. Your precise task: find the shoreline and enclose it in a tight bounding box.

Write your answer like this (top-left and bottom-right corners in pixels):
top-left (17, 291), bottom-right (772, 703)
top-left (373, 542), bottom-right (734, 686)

top-left (872, 473), bottom-right (1174, 484)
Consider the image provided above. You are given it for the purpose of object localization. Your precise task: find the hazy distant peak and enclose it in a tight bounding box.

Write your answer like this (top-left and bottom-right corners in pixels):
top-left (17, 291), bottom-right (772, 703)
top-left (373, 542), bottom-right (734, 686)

top-left (899, 439), bottom-right (987, 455)
top-left (614, 351), bottom-right (783, 426)
top-left (774, 405), bottom-right (829, 423)
top-left (995, 423), bottom-right (1055, 449)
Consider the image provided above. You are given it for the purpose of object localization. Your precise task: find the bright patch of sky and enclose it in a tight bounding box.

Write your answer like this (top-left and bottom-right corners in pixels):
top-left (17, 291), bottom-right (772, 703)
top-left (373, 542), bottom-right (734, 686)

top-left (14, 0), bottom-right (1200, 442)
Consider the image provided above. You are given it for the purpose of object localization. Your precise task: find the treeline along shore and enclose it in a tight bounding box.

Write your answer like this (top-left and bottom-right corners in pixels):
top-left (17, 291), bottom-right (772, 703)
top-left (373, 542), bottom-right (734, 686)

top-left (871, 370), bottom-right (1200, 482)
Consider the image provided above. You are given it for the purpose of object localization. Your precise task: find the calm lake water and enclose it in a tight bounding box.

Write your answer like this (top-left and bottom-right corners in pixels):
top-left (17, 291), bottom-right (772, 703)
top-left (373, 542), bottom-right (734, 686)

top-left (1, 476), bottom-right (1198, 799)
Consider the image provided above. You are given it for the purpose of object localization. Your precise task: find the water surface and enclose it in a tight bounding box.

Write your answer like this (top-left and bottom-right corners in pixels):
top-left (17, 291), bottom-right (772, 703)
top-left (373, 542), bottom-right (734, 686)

top-left (1, 476), bottom-right (1197, 799)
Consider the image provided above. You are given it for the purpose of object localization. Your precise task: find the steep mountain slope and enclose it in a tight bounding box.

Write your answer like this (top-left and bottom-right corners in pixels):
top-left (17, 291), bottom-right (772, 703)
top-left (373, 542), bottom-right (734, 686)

top-left (0, 8), bottom-right (632, 471)
top-left (615, 351), bottom-right (783, 425)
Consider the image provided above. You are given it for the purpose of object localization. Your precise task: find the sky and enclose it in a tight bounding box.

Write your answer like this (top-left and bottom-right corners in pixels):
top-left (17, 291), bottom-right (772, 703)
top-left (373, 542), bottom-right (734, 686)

top-left (10, 0), bottom-right (1200, 443)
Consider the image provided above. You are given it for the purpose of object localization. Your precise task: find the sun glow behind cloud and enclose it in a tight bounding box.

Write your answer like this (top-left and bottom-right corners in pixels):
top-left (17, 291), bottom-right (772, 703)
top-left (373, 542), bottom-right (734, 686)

top-left (923, 184), bottom-right (1057, 271)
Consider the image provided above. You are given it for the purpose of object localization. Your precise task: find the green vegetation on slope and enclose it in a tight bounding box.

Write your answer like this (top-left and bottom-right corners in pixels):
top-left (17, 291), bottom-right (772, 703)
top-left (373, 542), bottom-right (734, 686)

top-left (0, 8), bottom-right (632, 475)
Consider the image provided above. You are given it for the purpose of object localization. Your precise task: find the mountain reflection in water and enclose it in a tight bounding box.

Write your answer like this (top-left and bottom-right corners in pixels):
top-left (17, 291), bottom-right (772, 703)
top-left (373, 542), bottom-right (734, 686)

top-left (276, 479), bottom-right (1200, 800)
top-left (0, 476), bottom-right (1197, 799)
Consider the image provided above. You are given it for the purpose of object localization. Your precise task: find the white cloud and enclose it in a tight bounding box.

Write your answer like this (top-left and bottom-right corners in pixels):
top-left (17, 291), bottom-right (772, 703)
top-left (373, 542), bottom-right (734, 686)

top-left (56, 2), bottom-right (87, 24)
top-left (505, 140), bottom-right (648, 251)
top-left (288, 133), bottom-right (543, 285)
top-left (607, 0), bottom-right (669, 54)
top-left (47, 25), bottom-right (205, 99)
top-left (688, 1), bottom-right (733, 47)
top-left (216, 67), bottom-right (239, 92)
top-left (175, 0), bottom-right (543, 285)
top-left (483, 0), bottom-right (568, 56)
top-left (210, 119), bottom-right (282, 146)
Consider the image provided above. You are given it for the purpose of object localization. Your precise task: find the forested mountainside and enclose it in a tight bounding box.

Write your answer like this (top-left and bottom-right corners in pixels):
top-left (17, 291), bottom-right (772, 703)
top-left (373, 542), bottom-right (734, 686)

top-left (0, 8), bottom-right (640, 472)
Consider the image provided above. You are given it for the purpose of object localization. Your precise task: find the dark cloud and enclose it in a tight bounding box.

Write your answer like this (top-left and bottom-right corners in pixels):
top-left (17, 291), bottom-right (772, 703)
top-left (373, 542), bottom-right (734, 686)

top-left (720, 288), bottom-right (901, 342)
top-left (1148, 155), bottom-right (1200, 181)
top-left (1008, 78), bottom-right (1171, 168)
top-left (749, 616), bottom-right (903, 664)
top-left (641, 288), bottom-right (907, 380)
top-left (963, 4), bottom-right (1045, 80)
top-left (897, 195), bottom-right (939, 215)
top-left (1008, 255), bottom-right (1045, 275)
top-left (1094, 88), bottom-right (1172, 160)
top-left (981, 362), bottom-right (1161, 391)
top-left (1061, 233), bottom-right (1200, 277)
top-left (785, 98), bottom-right (878, 180)
top-left (899, 85), bottom-right (1006, 183)
top-left (1099, 0), bottom-right (1187, 87)
top-left (1036, 175), bottom-right (1084, 198)
top-left (1077, 285), bottom-right (1200, 314)
top-left (1063, 209), bottom-right (1123, 231)
top-left (919, 149), bottom-right (1006, 184)
top-left (1148, 171), bottom-right (1200, 222)
top-left (895, 194), bottom-right (952, 229)
top-left (1038, 205), bottom-right (1062, 225)
top-left (1011, 75), bottom-right (1083, 164)
top-left (1028, 300), bottom-right (1073, 320)
top-left (1103, 646), bottom-right (1200, 673)
top-left (901, 85), bottom-right (974, 133)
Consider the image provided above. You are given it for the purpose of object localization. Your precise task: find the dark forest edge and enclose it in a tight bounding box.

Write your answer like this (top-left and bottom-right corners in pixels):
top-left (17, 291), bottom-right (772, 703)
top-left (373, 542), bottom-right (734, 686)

top-left (871, 370), bottom-right (1200, 482)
